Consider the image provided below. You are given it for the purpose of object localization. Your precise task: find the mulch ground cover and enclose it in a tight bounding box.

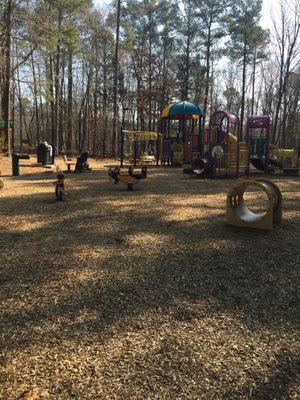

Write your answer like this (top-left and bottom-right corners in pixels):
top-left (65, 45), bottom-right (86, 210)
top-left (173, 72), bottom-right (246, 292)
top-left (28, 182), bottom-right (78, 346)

top-left (0, 155), bottom-right (299, 399)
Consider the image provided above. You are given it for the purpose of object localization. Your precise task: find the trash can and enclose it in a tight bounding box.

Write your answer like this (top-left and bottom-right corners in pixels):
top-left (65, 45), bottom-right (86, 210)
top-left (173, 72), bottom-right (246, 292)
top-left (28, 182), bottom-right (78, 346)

top-left (12, 153), bottom-right (30, 176)
top-left (37, 142), bottom-right (52, 165)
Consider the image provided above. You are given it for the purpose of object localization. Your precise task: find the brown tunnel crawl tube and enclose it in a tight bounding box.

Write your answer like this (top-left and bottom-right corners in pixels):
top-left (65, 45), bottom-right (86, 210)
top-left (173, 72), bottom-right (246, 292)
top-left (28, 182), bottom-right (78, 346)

top-left (226, 178), bottom-right (282, 230)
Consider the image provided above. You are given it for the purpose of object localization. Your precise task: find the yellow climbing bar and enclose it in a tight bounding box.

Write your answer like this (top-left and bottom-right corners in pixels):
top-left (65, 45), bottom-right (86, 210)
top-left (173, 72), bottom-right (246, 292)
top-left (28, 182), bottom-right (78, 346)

top-left (123, 130), bottom-right (162, 140)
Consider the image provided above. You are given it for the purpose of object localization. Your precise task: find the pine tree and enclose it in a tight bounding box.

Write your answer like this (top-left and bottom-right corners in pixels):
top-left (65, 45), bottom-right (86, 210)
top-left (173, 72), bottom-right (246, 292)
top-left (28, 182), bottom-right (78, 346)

top-left (226, 0), bottom-right (269, 137)
top-left (196, 0), bottom-right (230, 122)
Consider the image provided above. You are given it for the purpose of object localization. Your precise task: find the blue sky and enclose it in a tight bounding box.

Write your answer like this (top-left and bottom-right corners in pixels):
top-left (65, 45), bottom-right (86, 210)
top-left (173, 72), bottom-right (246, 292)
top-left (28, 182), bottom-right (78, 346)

top-left (92, 0), bottom-right (277, 30)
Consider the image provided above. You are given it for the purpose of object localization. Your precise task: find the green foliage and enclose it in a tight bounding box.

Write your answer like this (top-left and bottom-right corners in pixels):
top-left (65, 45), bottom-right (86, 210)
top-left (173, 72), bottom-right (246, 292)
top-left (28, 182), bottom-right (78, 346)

top-left (37, 0), bottom-right (92, 55)
top-left (226, 0), bottom-right (269, 62)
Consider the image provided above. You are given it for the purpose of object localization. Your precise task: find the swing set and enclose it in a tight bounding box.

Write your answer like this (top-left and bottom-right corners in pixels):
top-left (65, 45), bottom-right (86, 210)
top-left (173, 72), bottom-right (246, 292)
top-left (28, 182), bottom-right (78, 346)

top-left (119, 129), bottom-right (163, 167)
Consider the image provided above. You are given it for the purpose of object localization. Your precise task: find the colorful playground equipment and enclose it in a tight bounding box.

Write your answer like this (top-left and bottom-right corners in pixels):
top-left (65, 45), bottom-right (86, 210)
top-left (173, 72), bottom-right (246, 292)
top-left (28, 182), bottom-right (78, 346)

top-left (246, 115), bottom-right (273, 175)
top-left (275, 148), bottom-right (299, 175)
top-left (161, 101), bottom-right (204, 165)
top-left (203, 110), bottom-right (245, 178)
top-left (246, 115), bottom-right (299, 176)
top-left (182, 110), bottom-right (248, 178)
top-left (119, 129), bottom-right (161, 167)
top-left (108, 166), bottom-right (147, 190)
top-left (226, 178), bottom-right (282, 230)
top-left (119, 102), bottom-right (297, 178)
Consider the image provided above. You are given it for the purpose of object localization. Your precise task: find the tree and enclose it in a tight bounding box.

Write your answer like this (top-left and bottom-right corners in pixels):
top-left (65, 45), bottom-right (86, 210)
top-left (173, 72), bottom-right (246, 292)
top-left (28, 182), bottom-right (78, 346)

top-left (111, 0), bottom-right (121, 157)
top-left (178, 0), bottom-right (198, 101)
top-left (272, 0), bottom-right (300, 146)
top-left (226, 0), bottom-right (269, 137)
top-left (196, 0), bottom-right (230, 122)
top-left (1, 0), bottom-right (13, 155)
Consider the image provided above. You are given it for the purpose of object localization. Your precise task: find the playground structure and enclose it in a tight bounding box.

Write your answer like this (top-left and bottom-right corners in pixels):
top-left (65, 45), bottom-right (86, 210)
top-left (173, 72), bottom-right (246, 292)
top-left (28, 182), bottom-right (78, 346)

top-left (161, 104), bottom-right (250, 177)
top-left (246, 115), bottom-right (272, 175)
top-left (161, 101), bottom-right (204, 165)
top-left (200, 110), bottom-right (247, 178)
top-left (164, 106), bottom-right (299, 178)
top-left (226, 178), bottom-right (282, 230)
top-left (180, 109), bottom-right (248, 178)
top-left (120, 130), bottom-right (161, 167)
top-left (246, 115), bottom-right (299, 176)
top-left (109, 166), bottom-right (147, 190)
top-left (274, 148), bottom-right (299, 175)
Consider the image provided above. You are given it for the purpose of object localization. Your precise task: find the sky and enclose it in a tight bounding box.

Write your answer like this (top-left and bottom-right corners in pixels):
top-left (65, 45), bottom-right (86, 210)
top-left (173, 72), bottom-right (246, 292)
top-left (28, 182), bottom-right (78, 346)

top-left (93, 0), bottom-right (278, 31)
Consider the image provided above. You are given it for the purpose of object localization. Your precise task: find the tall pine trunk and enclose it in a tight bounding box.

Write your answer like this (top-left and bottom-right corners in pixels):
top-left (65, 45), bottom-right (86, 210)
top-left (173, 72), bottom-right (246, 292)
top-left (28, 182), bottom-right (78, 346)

top-left (240, 39), bottom-right (247, 138)
top-left (112, 0), bottom-right (121, 157)
top-left (203, 14), bottom-right (212, 123)
top-left (31, 49), bottom-right (40, 145)
top-left (67, 47), bottom-right (73, 153)
top-left (3, 0), bottom-right (13, 155)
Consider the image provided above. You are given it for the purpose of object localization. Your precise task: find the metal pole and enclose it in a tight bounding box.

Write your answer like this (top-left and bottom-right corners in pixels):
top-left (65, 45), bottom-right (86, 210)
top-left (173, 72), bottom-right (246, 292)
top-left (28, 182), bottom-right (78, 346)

top-left (198, 117), bottom-right (202, 155)
top-left (265, 118), bottom-right (270, 175)
top-left (246, 118), bottom-right (250, 177)
top-left (133, 138), bottom-right (137, 167)
top-left (236, 125), bottom-right (240, 179)
top-left (120, 127), bottom-right (124, 167)
top-left (156, 135), bottom-right (159, 166)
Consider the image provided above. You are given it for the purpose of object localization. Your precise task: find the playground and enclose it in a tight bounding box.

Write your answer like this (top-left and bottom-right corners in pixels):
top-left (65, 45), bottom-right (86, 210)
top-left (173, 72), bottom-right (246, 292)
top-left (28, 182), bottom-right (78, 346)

top-left (1, 154), bottom-right (299, 399)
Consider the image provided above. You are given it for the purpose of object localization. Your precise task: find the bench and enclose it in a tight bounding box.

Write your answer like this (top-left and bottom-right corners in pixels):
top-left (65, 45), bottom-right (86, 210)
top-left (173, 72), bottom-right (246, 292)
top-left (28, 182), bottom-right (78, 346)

top-left (63, 155), bottom-right (75, 173)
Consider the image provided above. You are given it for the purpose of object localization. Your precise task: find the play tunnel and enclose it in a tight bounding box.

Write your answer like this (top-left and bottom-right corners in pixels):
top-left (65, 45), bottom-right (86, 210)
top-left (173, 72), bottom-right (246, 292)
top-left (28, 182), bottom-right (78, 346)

top-left (226, 178), bottom-right (282, 230)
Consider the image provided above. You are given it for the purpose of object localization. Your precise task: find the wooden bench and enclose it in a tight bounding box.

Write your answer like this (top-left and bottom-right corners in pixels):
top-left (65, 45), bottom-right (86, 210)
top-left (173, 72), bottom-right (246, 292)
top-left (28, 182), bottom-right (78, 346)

top-left (63, 155), bottom-right (75, 173)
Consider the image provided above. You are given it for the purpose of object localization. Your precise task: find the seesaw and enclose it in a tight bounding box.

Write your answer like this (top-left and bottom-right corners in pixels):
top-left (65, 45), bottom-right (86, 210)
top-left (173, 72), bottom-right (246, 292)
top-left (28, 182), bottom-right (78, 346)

top-left (226, 178), bottom-right (282, 231)
top-left (108, 166), bottom-right (147, 190)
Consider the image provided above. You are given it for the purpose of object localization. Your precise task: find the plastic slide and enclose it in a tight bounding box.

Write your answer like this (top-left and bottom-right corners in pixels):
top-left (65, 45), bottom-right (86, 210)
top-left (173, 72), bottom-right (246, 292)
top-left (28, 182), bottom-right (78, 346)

top-left (191, 157), bottom-right (214, 176)
top-left (250, 157), bottom-right (280, 172)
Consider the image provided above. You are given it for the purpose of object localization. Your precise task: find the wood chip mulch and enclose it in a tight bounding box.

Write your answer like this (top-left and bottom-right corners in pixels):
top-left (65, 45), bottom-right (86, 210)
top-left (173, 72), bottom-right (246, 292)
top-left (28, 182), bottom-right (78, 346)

top-left (0, 155), bottom-right (299, 399)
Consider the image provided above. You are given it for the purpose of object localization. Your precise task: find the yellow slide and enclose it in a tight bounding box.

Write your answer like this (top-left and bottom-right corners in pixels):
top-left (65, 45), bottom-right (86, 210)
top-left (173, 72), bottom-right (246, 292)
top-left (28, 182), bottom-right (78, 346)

top-left (221, 133), bottom-right (248, 169)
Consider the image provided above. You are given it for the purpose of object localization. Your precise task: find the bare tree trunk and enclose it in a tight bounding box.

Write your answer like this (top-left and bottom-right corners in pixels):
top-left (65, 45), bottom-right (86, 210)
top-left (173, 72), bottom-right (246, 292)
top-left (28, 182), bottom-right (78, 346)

top-left (37, 63), bottom-right (45, 138)
top-left (240, 39), bottom-right (247, 136)
top-left (251, 48), bottom-right (256, 116)
top-left (3, 0), bottom-right (13, 155)
top-left (102, 43), bottom-right (108, 156)
top-left (58, 57), bottom-right (65, 150)
top-left (184, 9), bottom-right (191, 101)
top-left (54, 10), bottom-right (62, 150)
top-left (112, 0), bottom-right (121, 157)
top-left (31, 49), bottom-right (40, 145)
top-left (67, 47), bottom-right (73, 153)
top-left (49, 56), bottom-right (55, 146)
top-left (203, 14), bottom-right (212, 123)
top-left (16, 60), bottom-right (23, 151)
